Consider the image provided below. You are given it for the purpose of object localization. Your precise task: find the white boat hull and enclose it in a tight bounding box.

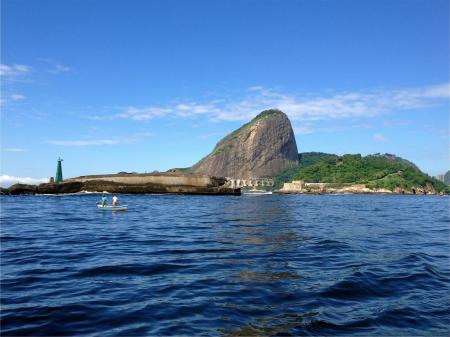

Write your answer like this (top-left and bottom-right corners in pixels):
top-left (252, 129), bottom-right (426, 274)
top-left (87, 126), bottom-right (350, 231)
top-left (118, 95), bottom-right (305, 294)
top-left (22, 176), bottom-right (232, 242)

top-left (97, 205), bottom-right (128, 211)
top-left (242, 191), bottom-right (273, 196)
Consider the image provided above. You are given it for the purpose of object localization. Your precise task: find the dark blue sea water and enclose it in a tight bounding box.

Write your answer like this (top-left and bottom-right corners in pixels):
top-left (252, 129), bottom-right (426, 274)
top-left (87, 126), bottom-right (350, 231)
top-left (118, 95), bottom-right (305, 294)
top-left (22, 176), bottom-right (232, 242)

top-left (1, 194), bottom-right (449, 336)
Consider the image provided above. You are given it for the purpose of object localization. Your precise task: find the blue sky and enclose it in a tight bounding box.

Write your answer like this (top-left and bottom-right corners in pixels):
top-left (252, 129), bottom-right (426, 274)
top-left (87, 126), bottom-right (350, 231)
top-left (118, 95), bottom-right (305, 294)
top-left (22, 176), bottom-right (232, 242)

top-left (1, 0), bottom-right (449, 186)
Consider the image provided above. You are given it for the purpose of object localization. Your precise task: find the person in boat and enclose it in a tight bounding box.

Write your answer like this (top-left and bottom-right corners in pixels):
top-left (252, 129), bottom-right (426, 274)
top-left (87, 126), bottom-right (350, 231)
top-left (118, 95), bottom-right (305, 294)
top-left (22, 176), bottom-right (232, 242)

top-left (101, 194), bottom-right (108, 206)
top-left (112, 195), bottom-right (119, 206)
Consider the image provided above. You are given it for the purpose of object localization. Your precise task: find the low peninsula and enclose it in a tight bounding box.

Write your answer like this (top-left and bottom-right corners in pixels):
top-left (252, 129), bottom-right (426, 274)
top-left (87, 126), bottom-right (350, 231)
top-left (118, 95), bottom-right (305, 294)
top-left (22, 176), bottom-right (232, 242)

top-left (3, 172), bottom-right (240, 195)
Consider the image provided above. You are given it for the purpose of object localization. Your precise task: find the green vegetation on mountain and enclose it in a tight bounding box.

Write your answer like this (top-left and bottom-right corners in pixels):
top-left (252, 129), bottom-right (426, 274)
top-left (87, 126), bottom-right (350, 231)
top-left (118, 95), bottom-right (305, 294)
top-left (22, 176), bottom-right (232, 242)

top-left (298, 152), bottom-right (338, 168)
top-left (293, 154), bottom-right (449, 193)
top-left (366, 153), bottom-right (419, 170)
top-left (269, 152), bottom-right (336, 189)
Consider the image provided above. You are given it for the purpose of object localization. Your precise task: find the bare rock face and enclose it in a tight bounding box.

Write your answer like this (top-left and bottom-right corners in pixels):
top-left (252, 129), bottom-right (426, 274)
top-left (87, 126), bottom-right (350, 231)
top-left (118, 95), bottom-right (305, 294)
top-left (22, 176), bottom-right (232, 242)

top-left (190, 109), bottom-right (299, 178)
top-left (7, 184), bottom-right (37, 195)
top-left (33, 175), bottom-right (239, 195)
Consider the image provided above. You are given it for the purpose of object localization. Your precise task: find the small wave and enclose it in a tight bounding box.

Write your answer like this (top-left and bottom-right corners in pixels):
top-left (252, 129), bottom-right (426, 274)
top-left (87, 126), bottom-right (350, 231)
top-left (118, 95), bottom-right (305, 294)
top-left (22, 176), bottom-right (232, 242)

top-left (75, 263), bottom-right (187, 277)
top-left (0, 235), bottom-right (35, 242)
top-left (1, 303), bottom-right (100, 336)
top-left (311, 239), bottom-right (354, 253)
top-left (22, 267), bottom-right (72, 276)
top-left (78, 190), bottom-right (105, 194)
top-left (151, 248), bottom-right (234, 256)
top-left (300, 306), bottom-right (443, 335)
top-left (319, 271), bottom-right (390, 300)
top-left (319, 265), bottom-right (448, 302)
top-left (395, 251), bottom-right (436, 264)
top-left (300, 317), bottom-right (376, 335)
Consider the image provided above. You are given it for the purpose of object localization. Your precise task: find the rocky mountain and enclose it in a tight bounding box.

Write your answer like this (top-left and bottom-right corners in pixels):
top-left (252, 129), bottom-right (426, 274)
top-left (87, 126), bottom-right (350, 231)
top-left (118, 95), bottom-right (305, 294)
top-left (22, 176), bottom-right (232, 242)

top-left (190, 109), bottom-right (299, 178)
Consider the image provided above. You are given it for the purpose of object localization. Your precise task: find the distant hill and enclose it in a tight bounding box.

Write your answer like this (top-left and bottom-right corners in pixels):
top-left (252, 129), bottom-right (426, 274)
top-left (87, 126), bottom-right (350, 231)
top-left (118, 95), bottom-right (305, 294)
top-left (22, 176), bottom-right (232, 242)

top-left (269, 152), bottom-right (337, 189)
top-left (190, 109), bottom-right (299, 178)
top-left (293, 154), bottom-right (448, 193)
top-left (298, 152), bottom-right (338, 169)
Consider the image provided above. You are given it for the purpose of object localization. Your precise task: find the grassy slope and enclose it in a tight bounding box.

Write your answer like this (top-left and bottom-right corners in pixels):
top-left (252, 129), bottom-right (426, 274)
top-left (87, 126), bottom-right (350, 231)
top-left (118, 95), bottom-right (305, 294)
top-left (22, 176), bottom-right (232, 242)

top-left (366, 153), bottom-right (419, 170)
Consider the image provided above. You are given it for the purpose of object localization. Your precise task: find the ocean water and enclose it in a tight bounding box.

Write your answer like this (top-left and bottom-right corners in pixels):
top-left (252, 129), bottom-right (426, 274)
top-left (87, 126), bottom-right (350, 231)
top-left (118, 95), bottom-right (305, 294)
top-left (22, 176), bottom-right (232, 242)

top-left (1, 194), bottom-right (449, 336)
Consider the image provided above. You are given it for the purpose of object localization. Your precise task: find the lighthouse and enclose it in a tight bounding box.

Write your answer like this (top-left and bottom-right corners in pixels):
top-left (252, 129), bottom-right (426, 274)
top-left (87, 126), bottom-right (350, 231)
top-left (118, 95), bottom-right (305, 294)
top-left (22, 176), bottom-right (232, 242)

top-left (55, 157), bottom-right (63, 183)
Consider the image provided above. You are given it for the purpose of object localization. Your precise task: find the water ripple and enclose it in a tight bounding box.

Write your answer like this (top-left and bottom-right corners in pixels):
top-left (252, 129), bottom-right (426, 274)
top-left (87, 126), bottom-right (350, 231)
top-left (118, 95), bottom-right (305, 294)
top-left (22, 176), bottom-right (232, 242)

top-left (1, 194), bottom-right (449, 336)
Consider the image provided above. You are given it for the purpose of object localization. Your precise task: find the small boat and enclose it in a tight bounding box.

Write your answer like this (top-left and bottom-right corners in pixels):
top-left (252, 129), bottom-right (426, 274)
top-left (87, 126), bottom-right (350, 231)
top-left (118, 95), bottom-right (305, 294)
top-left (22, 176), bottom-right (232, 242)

top-left (97, 204), bottom-right (128, 211)
top-left (242, 190), bottom-right (273, 196)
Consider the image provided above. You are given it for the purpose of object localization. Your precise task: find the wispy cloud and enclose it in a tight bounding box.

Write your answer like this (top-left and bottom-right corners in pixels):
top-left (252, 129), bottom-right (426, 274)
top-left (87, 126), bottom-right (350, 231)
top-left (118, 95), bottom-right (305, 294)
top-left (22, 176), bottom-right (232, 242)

top-left (0, 64), bottom-right (31, 78)
top-left (0, 174), bottom-right (48, 188)
top-left (95, 82), bottom-right (449, 124)
top-left (0, 93), bottom-right (26, 106)
top-left (373, 133), bottom-right (387, 142)
top-left (47, 63), bottom-right (71, 74)
top-left (45, 133), bottom-right (153, 146)
top-left (3, 148), bottom-right (27, 152)
top-left (293, 123), bottom-right (347, 135)
top-left (39, 58), bottom-right (71, 74)
top-left (10, 94), bottom-right (25, 101)
top-left (115, 107), bottom-right (173, 120)
top-left (293, 125), bottom-right (316, 135)
top-left (46, 139), bottom-right (121, 146)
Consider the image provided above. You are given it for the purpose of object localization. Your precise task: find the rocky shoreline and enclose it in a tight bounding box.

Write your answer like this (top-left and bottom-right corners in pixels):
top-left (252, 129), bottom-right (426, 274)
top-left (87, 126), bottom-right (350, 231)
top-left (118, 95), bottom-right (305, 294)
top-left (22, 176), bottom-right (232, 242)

top-left (1, 173), bottom-right (241, 196)
top-left (275, 181), bottom-right (447, 195)
top-left (3, 183), bottom-right (447, 196)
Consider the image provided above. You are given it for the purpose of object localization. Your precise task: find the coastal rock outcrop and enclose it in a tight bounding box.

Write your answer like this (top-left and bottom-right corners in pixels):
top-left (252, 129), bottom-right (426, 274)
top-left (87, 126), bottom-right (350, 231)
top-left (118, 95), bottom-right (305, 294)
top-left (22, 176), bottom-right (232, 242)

top-left (7, 184), bottom-right (37, 195)
top-left (2, 173), bottom-right (240, 195)
top-left (276, 180), bottom-right (441, 195)
top-left (190, 109), bottom-right (299, 178)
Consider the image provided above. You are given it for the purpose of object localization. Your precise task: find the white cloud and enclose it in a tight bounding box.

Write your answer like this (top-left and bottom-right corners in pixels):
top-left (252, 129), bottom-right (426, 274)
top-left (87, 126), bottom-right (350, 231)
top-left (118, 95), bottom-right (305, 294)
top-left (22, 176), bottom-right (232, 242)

top-left (45, 132), bottom-right (153, 146)
top-left (293, 123), bottom-right (345, 135)
top-left (0, 93), bottom-right (26, 106)
top-left (0, 64), bottom-right (31, 77)
top-left (96, 82), bottom-right (449, 124)
top-left (116, 107), bottom-right (172, 121)
top-left (46, 139), bottom-right (121, 146)
top-left (373, 133), bottom-right (387, 142)
top-left (3, 148), bottom-right (27, 152)
top-left (293, 125), bottom-right (315, 134)
top-left (0, 175), bottom-right (48, 188)
top-left (247, 85), bottom-right (265, 92)
top-left (48, 63), bottom-right (71, 74)
top-left (38, 58), bottom-right (71, 74)
top-left (10, 94), bottom-right (25, 101)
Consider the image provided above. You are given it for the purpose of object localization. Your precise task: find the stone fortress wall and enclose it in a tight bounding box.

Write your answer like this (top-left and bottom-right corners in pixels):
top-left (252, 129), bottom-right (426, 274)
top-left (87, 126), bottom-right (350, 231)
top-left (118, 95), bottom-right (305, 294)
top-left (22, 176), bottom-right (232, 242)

top-left (65, 174), bottom-right (213, 187)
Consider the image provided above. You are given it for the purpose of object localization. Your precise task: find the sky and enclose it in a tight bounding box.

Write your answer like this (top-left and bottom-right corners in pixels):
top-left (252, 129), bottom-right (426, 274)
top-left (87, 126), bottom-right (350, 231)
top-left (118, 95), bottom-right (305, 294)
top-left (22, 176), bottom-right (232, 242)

top-left (1, 0), bottom-right (449, 187)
